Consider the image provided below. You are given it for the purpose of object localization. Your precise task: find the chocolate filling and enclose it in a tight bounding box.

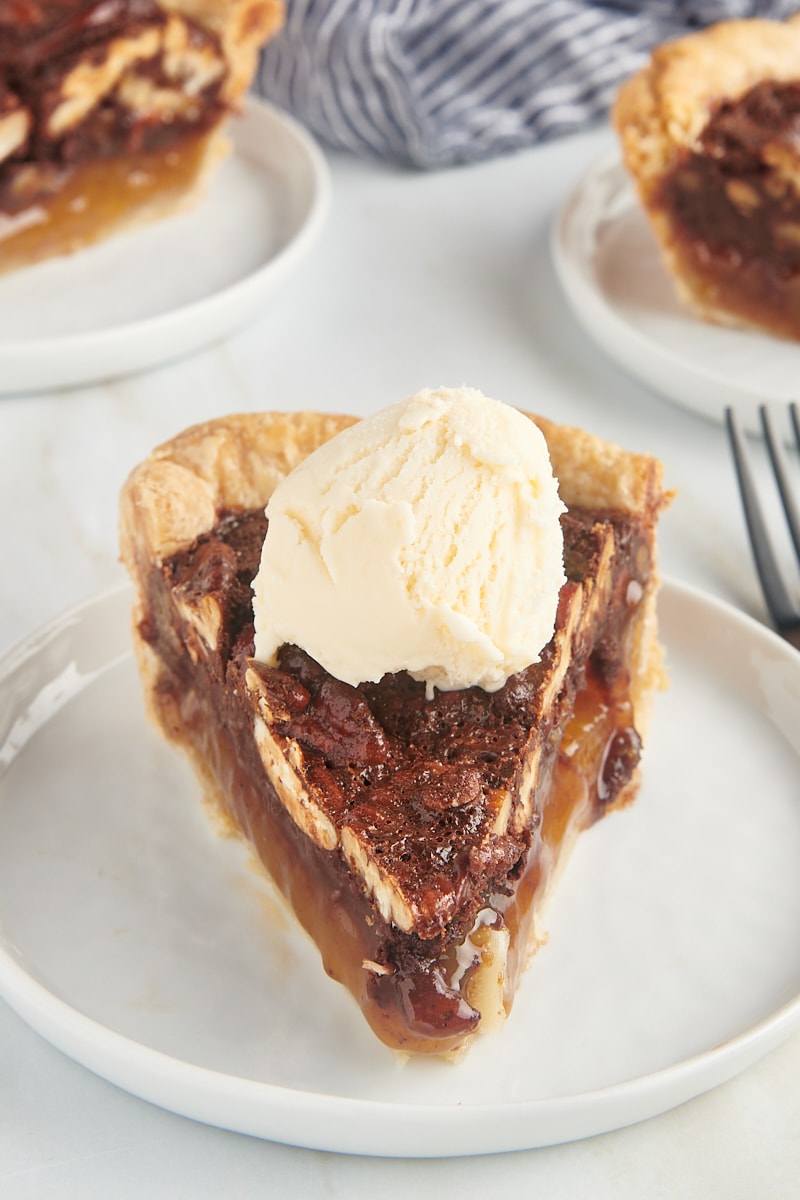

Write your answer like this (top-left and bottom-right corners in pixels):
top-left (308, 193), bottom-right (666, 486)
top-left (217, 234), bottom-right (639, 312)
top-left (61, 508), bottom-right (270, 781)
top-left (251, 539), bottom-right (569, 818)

top-left (0, 1), bottom-right (164, 69)
top-left (657, 79), bottom-right (800, 334)
top-left (141, 505), bottom-right (650, 1052)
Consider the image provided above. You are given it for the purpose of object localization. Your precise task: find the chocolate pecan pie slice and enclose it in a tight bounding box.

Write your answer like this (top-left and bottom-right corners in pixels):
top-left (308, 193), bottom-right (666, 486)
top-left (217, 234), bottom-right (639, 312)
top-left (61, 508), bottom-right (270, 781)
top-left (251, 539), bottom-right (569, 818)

top-left (0, 0), bottom-right (283, 273)
top-left (119, 411), bottom-right (669, 1056)
top-left (614, 14), bottom-right (800, 340)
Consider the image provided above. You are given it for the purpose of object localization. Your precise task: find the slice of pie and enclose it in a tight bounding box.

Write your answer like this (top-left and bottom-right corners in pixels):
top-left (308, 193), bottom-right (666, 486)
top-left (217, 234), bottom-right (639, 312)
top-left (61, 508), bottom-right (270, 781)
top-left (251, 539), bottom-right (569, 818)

top-left (0, 0), bottom-right (284, 274)
top-left (119, 409), bottom-right (669, 1056)
top-left (613, 14), bottom-right (800, 340)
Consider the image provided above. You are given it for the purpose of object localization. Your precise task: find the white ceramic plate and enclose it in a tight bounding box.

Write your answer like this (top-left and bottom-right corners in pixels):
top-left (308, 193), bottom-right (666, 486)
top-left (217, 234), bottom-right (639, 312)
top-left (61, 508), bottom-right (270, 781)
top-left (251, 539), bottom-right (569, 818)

top-left (0, 98), bottom-right (329, 394)
top-left (552, 152), bottom-right (800, 430)
top-left (1, 581), bottom-right (799, 1157)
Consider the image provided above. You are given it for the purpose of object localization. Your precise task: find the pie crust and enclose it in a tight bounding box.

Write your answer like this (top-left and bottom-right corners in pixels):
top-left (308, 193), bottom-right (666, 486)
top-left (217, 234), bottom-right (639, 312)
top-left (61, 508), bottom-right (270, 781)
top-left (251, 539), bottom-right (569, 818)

top-left (614, 14), bottom-right (800, 339)
top-left (0, 0), bottom-right (284, 274)
top-left (120, 410), bottom-right (670, 1056)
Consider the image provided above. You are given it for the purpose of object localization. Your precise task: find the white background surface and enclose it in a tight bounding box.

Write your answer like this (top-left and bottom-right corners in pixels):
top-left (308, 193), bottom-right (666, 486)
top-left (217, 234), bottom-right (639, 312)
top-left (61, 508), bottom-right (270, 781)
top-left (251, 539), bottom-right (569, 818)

top-left (1, 117), bottom-right (799, 1195)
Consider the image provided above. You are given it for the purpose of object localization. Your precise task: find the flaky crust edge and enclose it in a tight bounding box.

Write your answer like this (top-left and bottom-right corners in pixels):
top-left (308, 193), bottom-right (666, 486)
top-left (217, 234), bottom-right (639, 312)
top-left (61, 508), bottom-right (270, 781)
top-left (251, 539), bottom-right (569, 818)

top-left (613, 13), bottom-right (800, 195)
top-left (163, 0), bottom-right (285, 104)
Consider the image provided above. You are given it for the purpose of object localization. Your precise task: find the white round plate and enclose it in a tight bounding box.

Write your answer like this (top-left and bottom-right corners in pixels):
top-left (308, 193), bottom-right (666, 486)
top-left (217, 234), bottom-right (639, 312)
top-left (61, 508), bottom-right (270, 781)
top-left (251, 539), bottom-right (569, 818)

top-left (552, 152), bottom-right (800, 429)
top-left (0, 98), bottom-right (329, 394)
top-left (1, 582), bottom-right (799, 1157)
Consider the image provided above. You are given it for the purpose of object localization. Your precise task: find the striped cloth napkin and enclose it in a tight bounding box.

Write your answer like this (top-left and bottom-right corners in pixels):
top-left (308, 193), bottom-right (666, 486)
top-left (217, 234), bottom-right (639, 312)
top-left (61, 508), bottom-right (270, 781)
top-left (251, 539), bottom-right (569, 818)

top-left (257, 0), bottom-right (798, 167)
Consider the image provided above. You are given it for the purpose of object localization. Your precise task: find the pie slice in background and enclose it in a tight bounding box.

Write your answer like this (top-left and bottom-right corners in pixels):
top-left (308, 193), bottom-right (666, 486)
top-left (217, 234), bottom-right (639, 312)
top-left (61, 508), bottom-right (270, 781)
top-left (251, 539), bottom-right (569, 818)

top-left (0, 0), bottom-right (284, 274)
top-left (614, 14), bottom-right (800, 340)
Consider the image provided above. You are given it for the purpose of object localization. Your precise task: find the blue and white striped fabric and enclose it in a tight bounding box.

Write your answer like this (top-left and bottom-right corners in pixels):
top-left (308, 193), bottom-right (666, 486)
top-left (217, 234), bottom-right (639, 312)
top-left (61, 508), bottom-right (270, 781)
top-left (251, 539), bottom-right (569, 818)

top-left (257, 0), bottom-right (798, 167)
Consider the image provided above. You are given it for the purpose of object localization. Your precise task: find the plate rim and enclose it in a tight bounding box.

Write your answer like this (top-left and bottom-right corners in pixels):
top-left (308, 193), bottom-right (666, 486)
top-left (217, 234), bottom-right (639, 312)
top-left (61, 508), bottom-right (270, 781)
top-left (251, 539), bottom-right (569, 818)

top-left (0, 96), bottom-right (330, 394)
top-left (1, 578), bottom-right (799, 1156)
top-left (551, 149), bottom-right (799, 425)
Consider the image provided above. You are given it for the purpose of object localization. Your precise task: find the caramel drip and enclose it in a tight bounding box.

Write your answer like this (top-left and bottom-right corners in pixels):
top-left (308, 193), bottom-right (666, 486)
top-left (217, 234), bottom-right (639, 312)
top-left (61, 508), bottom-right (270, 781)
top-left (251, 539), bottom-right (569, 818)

top-left (0, 132), bottom-right (218, 274)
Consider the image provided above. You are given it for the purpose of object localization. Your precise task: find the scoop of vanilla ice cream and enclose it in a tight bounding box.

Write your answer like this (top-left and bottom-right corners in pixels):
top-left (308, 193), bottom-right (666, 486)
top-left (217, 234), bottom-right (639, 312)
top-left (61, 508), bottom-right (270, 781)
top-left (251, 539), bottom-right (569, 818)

top-left (252, 386), bottom-right (566, 695)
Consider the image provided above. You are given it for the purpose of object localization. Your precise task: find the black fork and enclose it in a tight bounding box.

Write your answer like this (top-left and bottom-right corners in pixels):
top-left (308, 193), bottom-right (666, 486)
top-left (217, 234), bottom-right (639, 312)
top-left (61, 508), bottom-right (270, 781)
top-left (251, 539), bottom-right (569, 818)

top-left (725, 403), bottom-right (800, 651)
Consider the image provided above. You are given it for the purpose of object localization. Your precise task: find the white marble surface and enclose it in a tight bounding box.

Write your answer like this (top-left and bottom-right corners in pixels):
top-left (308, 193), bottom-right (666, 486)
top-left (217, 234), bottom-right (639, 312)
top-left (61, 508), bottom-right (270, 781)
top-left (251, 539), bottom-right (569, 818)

top-left (1, 123), bottom-right (799, 1197)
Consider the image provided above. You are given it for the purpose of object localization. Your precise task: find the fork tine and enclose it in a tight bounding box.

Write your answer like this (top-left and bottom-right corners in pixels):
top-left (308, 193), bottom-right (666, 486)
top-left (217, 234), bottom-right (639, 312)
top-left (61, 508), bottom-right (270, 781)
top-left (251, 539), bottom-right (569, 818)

top-left (760, 403), bottom-right (800, 560)
top-left (791, 400), bottom-right (800, 450)
top-left (725, 406), bottom-right (799, 634)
